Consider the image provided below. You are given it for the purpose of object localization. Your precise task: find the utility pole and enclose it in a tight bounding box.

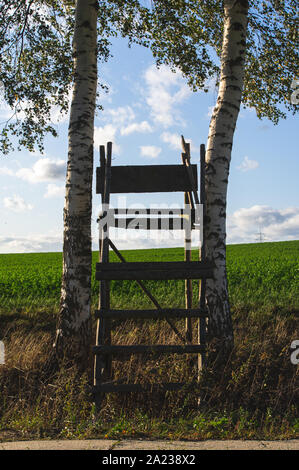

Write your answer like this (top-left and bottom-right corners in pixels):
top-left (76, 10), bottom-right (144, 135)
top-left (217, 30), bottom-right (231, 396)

top-left (255, 226), bottom-right (266, 242)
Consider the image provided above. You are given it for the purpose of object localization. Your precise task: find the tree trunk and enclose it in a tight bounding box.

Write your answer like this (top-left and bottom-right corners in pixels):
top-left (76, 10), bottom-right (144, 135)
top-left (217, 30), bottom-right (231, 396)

top-left (54, 0), bottom-right (98, 369)
top-left (205, 0), bottom-right (249, 363)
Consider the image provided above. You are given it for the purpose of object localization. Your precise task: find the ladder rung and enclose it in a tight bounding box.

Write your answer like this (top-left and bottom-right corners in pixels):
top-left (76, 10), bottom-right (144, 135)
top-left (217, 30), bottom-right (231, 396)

top-left (95, 308), bottom-right (207, 319)
top-left (112, 208), bottom-right (187, 215)
top-left (96, 260), bottom-right (214, 281)
top-left (111, 217), bottom-right (188, 230)
top-left (93, 344), bottom-right (205, 356)
top-left (93, 382), bottom-right (200, 393)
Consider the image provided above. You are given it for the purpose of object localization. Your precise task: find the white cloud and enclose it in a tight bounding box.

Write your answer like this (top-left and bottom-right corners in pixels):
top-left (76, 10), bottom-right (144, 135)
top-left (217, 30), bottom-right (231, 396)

top-left (0, 232), bottom-right (62, 253)
top-left (160, 132), bottom-right (181, 150)
top-left (227, 205), bottom-right (299, 243)
top-left (160, 132), bottom-right (201, 155)
top-left (144, 64), bottom-right (191, 128)
top-left (50, 105), bottom-right (70, 125)
top-left (103, 105), bottom-right (135, 127)
top-left (140, 145), bottom-right (161, 159)
top-left (0, 99), bottom-right (14, 121)
top-left (49, 88), bottom-right (72, 125)
top-left (16, 158), bottom-right (66, 183)
top-left (237, 156), bottom-right (259, 172)
top-left (3, 195), bottom-right (33, 212)
top-left (0, 167), bottom-right (14, 176)
top-left (44, 183), bottom-right (65, 199)
top-left (121, 120), bottom-right (153, 136)
top-left (94, 106), bottom-right (140, 152)
top-left (94, 124), bottom-right (120, 155)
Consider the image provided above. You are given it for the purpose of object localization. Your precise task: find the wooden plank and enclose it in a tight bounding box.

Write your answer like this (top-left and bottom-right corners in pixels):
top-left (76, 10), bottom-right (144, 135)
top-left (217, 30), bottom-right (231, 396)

top-left (111, 217), bottom-right (187, 230)
top-left (182, 145), bottom-right (193, 343)
top-left (181, 136), bottom-right (200, 207)
top-left (94, 308), bottom-right (207, 320)
top-left (93, 344), bottom-right (206, 355)
top-left (98, 146), bottom-right (106, 255)
top-left (106, 207), bottom-right (196, 230)
top-left (93, 382), bottom-right (200, 393)
top-left (96, 164), bottom-right (198, 194)
top-left (96, 260), bottom-right (213, 271)
top-left (113, 208), bottom-right (186, 215)
top-left (96, 260), bottom-right (214, 281)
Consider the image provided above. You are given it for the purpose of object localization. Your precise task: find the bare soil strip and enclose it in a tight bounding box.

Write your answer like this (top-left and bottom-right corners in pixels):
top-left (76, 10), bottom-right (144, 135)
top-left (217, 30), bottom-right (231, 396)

top-left (0, 439), bottom-right (298, 450)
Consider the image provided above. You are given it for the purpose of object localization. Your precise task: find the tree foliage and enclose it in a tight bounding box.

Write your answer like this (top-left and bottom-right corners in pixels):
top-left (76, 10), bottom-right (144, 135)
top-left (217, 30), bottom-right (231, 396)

top-left (118, 0), bottom-right (298, 123)
top-left (0, 0), bottom-right (110, 154)
top-left (0, 1), bottom-right (73, 153)
top-left (0, 0), bottom-right (297, 155)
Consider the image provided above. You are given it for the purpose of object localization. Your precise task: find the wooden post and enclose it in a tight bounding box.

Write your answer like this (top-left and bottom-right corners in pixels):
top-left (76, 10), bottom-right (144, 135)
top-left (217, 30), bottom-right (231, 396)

top-left (94, 142), bottom-right (112, 411)
top-left (98, 145), bottom-right (105, 256)
top-left (181, 146), bottom-right (192, 344)
top-left (181, 136), bottom-right (206, 379)
top-left (198, 144), bottom-right (207, 371)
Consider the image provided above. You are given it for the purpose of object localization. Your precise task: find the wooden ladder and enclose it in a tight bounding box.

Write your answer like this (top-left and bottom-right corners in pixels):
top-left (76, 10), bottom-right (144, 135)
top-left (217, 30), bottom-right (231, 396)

top-left (93, 138), bottom-right (214, 410)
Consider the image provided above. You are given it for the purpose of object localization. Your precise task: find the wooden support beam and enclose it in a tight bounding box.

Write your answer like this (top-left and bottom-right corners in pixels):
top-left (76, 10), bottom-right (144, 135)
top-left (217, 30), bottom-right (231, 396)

top-left (182, 145), bottom-right (193, 343)
top-left (94, 142), bottom-right (112, 410)
top-left (113, 208), bottom-right (187, 215)
top-left (111, 217), bottom-right (188, 230)
top-left (181, 136), bottom-right (200, 207)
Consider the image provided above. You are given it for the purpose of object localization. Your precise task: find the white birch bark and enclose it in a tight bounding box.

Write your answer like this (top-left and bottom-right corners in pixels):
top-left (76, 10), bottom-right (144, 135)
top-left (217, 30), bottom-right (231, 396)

top-left (205, 0), bottom-right (249, 357)
top-left (54, 0), bottom-right (98, 366)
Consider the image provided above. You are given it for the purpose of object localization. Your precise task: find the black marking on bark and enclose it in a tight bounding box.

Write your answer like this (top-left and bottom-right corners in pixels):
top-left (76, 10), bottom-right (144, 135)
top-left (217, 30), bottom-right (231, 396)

top-left (213, 132), bottom-right (226, 138)
top-left (210, 198), bottom-right (226, 207)
top-left (228, 56), bottom-right (244, 67)
top-left (221, 100), bottom-right (240, 111)
top-left (206, 162), bottom-right (216, 176)
top-left (220, 142), bottom-right (233, 149)
top-left (207, 231), bottom-right (220, 240)
top-left (231, 22), bottom-right (244, 31)
top-left (80, 20), bottom-right (91, 29)
top-left (218, 108), bottom-right (233, 117)
top-left (226, 84), bottom-right (241, 91)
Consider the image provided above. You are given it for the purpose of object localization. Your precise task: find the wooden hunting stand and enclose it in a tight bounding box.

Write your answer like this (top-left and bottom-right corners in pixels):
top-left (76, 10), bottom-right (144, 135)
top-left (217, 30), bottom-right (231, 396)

top-left (93, 137), bottom-right (214, 410)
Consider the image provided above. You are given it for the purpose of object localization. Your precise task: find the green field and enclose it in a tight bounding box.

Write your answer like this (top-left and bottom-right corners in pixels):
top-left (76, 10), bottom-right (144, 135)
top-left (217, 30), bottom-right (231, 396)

top-left (0, 240), bottom-right (298, 441)
top-left (0, 240), bottom-right (298, 311)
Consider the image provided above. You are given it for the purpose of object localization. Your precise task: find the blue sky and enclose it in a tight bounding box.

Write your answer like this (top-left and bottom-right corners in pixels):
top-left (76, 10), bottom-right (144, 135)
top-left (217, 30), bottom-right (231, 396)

top-left (0, 37), bottom-right (298, 253)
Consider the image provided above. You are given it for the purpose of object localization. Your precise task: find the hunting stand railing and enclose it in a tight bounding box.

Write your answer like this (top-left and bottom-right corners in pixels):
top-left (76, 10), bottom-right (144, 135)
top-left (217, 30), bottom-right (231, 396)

top-left (93, 137), bottom-right (214, 410)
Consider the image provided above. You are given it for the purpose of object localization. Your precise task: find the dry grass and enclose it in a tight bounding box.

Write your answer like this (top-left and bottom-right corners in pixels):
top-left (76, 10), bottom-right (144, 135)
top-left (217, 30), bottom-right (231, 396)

top-left (0, 305), bottom-right (298, 440)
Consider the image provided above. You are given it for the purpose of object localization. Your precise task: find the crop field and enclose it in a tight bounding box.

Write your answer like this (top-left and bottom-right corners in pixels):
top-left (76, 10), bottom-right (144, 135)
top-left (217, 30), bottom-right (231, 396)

top-left (0, 240), bottom-right (298, 312)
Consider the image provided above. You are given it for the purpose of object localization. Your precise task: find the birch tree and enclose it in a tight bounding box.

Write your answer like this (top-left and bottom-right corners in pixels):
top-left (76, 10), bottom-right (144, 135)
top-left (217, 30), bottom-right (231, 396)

top-left (205, 0), bottom-right (249, 357)
top-left (53, 0), bottom-right (98, 365)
